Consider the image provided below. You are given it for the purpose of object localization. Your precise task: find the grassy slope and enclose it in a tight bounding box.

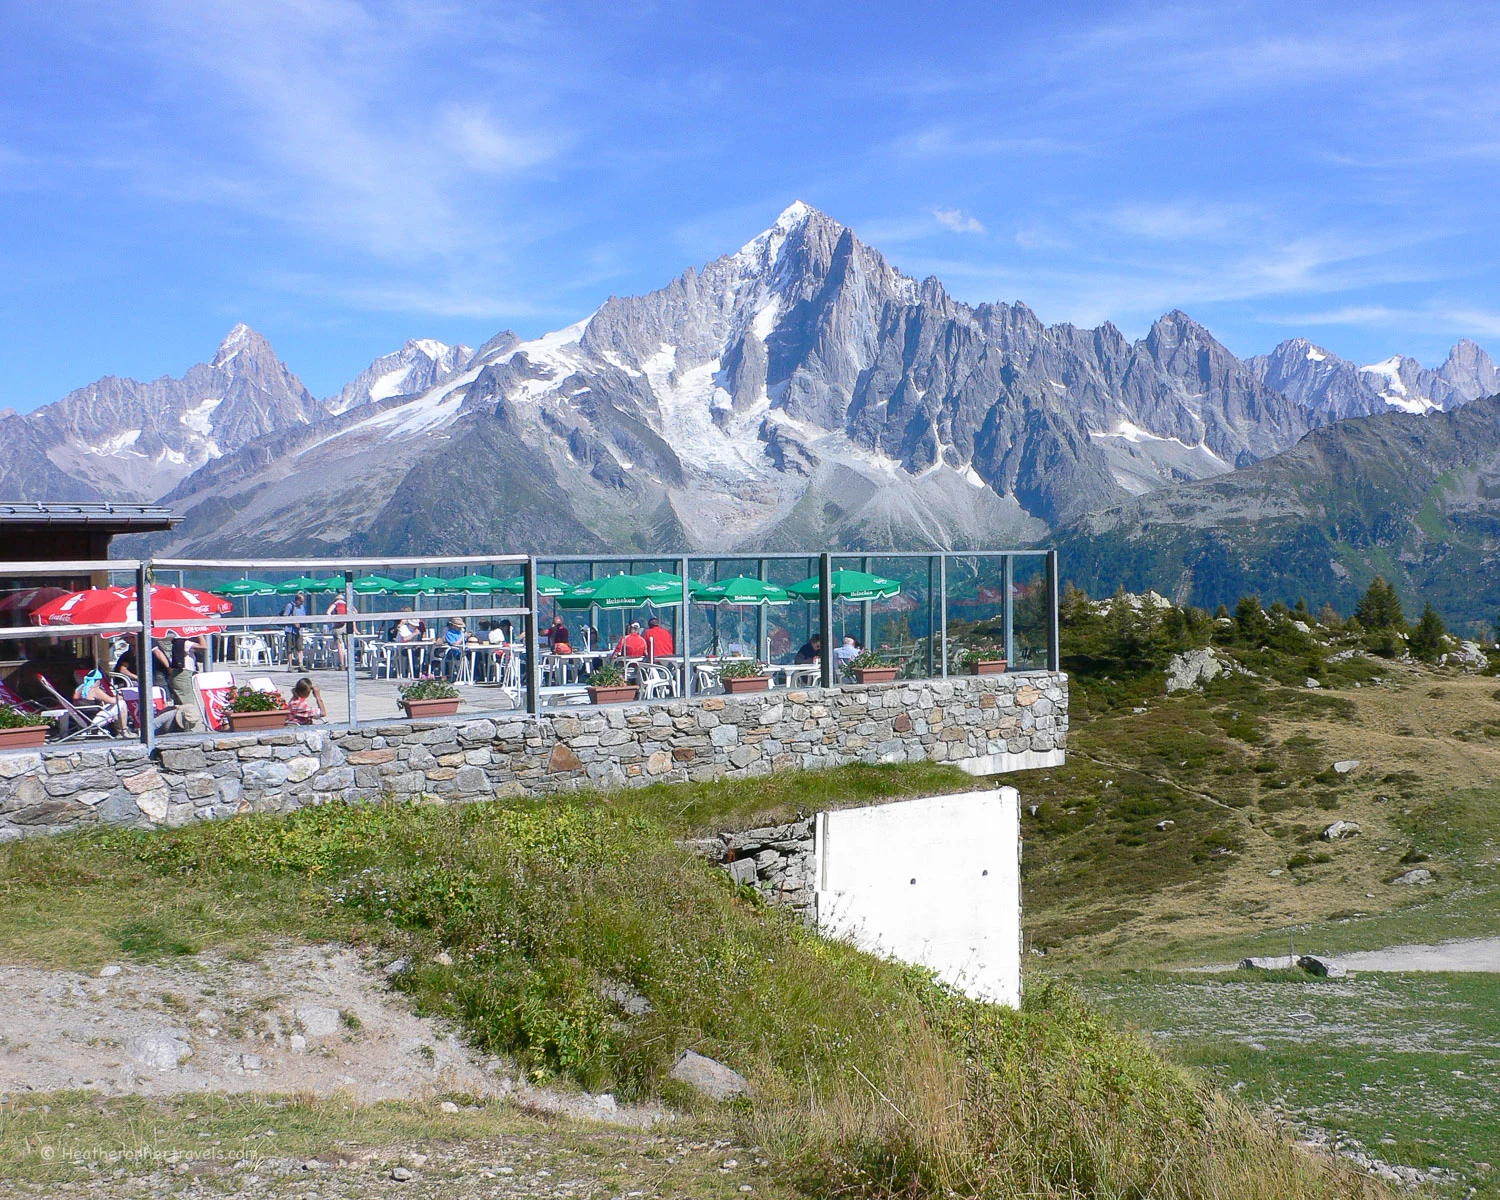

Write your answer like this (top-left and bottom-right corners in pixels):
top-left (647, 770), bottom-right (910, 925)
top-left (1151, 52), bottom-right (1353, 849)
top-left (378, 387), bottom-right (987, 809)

top-left (0, 764), bottom-right (1376, 1200)
top-left (1025, 597), bottom-right (1500, 1197)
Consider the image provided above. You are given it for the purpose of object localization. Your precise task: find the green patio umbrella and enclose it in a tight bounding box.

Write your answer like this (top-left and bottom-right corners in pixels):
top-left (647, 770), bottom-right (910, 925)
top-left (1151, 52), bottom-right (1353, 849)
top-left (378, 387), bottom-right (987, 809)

top-left (275, 576), bottom-right (332, 595)
top-left (392, 575), bottom-right (452, 596)
top-left (494, 574), bottom-right (574, 598)
top-left (787, 569), bottom-right (902, 603)
top-left (351, 575), bottom-right (402, 595)
top-left (212, 579), bottom-right (276, 597)
top-left (700, 576), bottom-right (791, 605)
top-left (446, 574), bottom-right (507, 593)
top-left (556, 573), bottom-right (663, 610)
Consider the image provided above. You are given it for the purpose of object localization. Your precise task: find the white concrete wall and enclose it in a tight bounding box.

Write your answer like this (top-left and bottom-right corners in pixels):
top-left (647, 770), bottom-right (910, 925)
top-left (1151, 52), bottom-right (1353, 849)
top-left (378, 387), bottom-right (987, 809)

top-left (815, 788), bottom-right (1021, 1007)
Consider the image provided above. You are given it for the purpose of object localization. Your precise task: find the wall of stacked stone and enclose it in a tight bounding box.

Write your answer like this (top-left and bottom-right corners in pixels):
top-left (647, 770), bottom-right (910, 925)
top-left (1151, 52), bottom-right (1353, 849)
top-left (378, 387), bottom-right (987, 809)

top-left (0, 672), bottom-right (1067, 840)
top-left (682, 820), bottom-right (816, 922)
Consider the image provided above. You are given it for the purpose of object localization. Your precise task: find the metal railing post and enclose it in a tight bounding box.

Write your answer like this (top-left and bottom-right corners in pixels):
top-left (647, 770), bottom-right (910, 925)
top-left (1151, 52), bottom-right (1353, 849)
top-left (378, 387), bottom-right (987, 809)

top-left (819, 552), bottom-right (834, 688)
top-left (861, 554), bottom-right (872, 652)
top-left (1002, 553), bottom-right (1014, 670)
top-left (757, 557), bottom-right (768, 663)
top-left (926, 556), bottom-right (935, 678)
top-left (1046, 548), bottom-right (1060, 673)
top-left (680, 555), bottom-right (692, 698)
top-left (344, 570), bottom-right (357, 725)
top-left (523, 557), bottom-right (540, 716)
top-left (938, 554), bottom-right (948, 678)
top-left (138, 563), bottom-right (155, 752)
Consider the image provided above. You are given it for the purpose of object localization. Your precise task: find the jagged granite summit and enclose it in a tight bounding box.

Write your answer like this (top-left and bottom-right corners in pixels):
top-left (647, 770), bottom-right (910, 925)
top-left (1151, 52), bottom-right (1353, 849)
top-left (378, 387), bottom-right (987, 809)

top-left (0, 325), bottom-right (322, 501)
top-left (138, 204), bottom-right (1319, 556)
top-left (1248, 337), bottom-right (1497, 420)
top-left (11, 202), bottom-right (1497, 562)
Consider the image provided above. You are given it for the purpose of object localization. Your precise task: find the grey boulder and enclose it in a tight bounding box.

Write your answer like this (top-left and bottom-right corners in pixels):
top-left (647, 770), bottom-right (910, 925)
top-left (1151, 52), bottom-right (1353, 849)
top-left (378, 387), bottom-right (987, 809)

top-left (669, 1050), bottom-right (751, 1101)
top-left (1321, 820), bottom-right (1361, 841)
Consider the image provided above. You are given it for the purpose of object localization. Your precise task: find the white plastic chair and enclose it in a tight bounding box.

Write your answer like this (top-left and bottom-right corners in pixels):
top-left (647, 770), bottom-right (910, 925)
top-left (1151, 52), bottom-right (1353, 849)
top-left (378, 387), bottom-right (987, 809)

top-left (236, 635), bottom-right (273, 667)
top-left (637, 663), bottom-right (677, 700)
top-left (694, 664), bottom-right (723, 695)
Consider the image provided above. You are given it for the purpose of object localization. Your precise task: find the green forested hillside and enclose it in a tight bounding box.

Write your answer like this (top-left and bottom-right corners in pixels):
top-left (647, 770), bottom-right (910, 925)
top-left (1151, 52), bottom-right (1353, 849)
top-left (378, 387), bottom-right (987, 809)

top-left (1052, 394), bottom-right (1500, 633)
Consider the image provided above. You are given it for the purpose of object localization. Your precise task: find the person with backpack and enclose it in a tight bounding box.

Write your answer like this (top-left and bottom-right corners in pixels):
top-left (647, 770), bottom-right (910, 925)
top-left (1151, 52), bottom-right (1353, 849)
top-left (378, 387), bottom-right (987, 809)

top-left (281, 590), bottom-right (308, 669)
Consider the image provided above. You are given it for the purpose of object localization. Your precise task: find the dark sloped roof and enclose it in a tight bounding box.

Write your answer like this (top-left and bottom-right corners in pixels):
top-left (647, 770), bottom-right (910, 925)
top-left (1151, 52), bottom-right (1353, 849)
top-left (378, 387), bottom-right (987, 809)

top-left (0, 502), bottom-right (179, 531)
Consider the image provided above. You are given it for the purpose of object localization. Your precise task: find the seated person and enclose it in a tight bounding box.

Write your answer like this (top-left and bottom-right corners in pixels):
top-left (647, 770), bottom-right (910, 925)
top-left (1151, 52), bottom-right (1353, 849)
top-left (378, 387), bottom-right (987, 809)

top-left (73, 661), bottom-right (126, 734)
top-left (286, 677), bottom-right (326, 725)
top-left (643, 616), bottom-right (674, 658)
top-left (394, 613), bottom-right (424, 643)
top-left (833, 635), bottom-right (860, 665)
top-left (614, 621), bottom-right (648, 659)
top-left (442, 617), bottom-right (467, 679)
top-left (545, 616), bottom-right (571, 653)
top-left (497, 618), bottom-right (514, 645)
top-left (794, 634), bottom-right (823, 664)
top-left (112, 642), bottom-right (138, 681)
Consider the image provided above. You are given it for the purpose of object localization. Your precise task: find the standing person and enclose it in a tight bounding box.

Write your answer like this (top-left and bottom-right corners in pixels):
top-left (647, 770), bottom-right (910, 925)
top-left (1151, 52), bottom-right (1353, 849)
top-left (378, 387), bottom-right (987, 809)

top-left (157, 634), bottom-right (203, 731)
top-left (545, 615), bottom-right (571, 653)
top-left (325, 593), bottom-right (353, 669)
top-left (281, 590), bottom-right (308, 669)
top-left (286, 677), bottom-right (326, 724)
top-left (643, 616), bottom-right (674, 658)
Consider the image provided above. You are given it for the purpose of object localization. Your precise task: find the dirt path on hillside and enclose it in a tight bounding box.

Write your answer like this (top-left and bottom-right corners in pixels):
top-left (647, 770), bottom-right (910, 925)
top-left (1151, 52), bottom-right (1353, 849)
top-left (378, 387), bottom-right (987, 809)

top-left (0, 945), bottom-right (661, 1126)
top-left (1333, 937), bottom-right (1500, 972)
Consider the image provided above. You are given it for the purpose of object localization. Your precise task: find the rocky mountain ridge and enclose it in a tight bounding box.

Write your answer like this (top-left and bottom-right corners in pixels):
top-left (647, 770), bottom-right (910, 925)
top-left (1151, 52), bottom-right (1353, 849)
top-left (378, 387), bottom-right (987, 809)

top-left (1052, 393), bottom-right (1500, 628)
top-left (1247, 336), bottom-right (1497, 420)
top-left (7, 203), bottom-right (1496, 564)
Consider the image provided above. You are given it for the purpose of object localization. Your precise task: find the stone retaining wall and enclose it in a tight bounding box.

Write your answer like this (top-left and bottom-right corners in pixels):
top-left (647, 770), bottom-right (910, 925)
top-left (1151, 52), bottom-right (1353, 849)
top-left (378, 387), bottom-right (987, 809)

top-left (0, 673), bottom-right (1067, 840)
top-left (683, 820), bottom-right (817, 921)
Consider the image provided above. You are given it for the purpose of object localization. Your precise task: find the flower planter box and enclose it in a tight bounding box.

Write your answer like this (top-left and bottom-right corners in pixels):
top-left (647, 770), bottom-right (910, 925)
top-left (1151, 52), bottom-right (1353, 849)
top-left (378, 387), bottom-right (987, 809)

top-left (0, 724), bottom-right (49, 749)
top-left (588, 684), bottom-right (639, 705)
top-left (851, 667), bottom-right (899, 684)
top-left (723, 675), bottom-right (771, 694)
top-left (228, 708), bottom-right (290, 731)
top-left (967, 660), bottom-right (1008, 675)
top-left (401, 697), bottom-right (461, 719)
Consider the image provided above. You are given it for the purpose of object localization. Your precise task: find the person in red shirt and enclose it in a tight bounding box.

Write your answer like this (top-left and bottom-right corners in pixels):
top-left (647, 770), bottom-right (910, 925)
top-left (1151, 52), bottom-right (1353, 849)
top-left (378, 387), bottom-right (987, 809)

top-left (643, 616), bottom-right (674, 658)
top-left (614, 621), bottom-right (648, 659)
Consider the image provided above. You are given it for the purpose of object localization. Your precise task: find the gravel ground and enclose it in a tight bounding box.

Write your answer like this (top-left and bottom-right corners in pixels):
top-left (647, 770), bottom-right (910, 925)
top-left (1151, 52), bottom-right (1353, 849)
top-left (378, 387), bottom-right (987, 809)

top-left (0, 946), bottom-right (659, 1125)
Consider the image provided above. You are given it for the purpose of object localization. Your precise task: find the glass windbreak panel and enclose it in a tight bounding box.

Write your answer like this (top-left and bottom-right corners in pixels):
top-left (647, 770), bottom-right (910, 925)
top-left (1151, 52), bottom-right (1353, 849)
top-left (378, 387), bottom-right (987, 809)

top-left (854, 555), bottom-right (935, 680)
top-left (760, 556), bottom-right (821, 667)
top-left (1011, 556), bottom-right (1050, 671)
top-left (944, 555), bottom-right (1008, 675)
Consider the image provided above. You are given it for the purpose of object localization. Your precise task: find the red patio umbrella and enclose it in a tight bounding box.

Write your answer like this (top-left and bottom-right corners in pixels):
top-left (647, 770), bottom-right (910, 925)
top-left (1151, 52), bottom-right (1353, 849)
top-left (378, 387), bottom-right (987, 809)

top-left (31, 587), bottom-right (229, 637)
top-left (0, 586), bottom-right (70, 614)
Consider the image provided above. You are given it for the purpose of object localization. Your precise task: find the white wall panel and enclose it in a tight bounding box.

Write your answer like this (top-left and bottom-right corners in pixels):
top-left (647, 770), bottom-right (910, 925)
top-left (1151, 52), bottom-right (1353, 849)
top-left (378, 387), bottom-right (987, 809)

top-left (815, 788), bottom-right (1021, 1007)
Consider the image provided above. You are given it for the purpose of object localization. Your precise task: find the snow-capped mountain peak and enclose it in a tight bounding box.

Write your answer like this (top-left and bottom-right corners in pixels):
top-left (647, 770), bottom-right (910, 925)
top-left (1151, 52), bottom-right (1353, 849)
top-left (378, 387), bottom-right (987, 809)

top-left (325, 337), bottom-right (476, 414)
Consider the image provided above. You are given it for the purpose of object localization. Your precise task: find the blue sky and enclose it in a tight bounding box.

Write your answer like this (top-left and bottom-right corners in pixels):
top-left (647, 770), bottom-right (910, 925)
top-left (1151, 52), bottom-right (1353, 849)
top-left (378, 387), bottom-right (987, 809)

top-left (3, 0), bottom-right (1499, 412)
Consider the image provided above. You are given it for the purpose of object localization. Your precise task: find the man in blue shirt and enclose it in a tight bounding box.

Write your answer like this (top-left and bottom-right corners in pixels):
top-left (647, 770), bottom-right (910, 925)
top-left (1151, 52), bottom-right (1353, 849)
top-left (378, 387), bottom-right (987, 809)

top-left (442, 617), bottom-right (467, 680)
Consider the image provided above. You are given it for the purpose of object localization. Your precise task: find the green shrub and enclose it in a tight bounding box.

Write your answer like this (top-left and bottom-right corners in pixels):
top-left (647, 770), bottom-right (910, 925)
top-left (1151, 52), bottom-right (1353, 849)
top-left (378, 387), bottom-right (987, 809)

top-left (226, 686), bottom-right (283, 713)
top-left (0, 704), bottom-right (47, 730)
top-left (398, 677), bottom-right (460, 701)
top-left (588, 663), bottom-right (627, 687)
top-left (719, 659), bottom-right (767, 679)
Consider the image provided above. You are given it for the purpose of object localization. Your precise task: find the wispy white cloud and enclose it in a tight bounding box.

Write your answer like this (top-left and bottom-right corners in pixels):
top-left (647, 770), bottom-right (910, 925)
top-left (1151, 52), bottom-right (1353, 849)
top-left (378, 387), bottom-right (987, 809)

top-left (114, 0), bottom-right (570, 262)
top-left (933, 207), bottom-right (985, 235)
top-left (1276, 304), bottom-right (1500, 341)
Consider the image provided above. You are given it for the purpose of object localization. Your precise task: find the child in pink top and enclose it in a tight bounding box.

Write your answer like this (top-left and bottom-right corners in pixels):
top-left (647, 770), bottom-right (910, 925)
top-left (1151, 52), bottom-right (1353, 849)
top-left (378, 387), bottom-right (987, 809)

top-left (287, 677), bottom-right (326, 725)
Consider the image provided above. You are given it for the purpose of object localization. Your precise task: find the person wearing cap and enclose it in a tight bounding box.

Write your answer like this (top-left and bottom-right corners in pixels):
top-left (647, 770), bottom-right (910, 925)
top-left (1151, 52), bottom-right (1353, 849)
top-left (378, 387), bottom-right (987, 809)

top-left (613, 621), bottom-right (648, 660)
top-left (442, 616), bottom-right (467, 681)
top-left (643, 616), bottom-right (674, 658)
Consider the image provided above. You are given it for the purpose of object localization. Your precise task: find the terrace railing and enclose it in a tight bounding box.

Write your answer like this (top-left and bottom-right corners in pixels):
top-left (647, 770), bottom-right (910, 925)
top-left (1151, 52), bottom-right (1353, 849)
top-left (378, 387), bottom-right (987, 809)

top-left (0, 549), bottom-right (1059, 744)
